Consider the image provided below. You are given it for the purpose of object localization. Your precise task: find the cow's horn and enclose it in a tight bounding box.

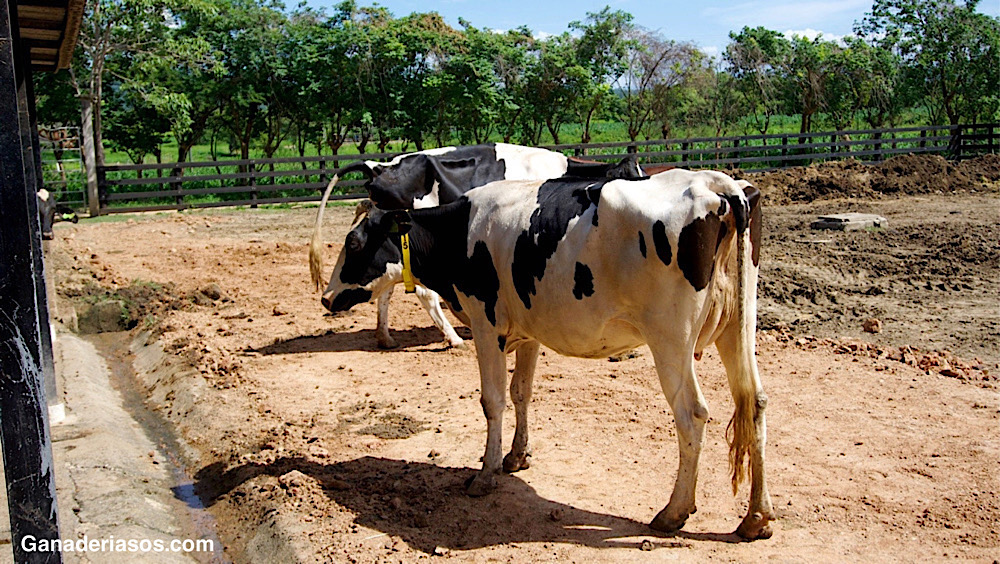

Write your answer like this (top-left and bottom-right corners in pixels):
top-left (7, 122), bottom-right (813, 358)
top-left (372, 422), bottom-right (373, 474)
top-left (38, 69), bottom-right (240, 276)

top-left (308, 162), bottom-right (375, 291)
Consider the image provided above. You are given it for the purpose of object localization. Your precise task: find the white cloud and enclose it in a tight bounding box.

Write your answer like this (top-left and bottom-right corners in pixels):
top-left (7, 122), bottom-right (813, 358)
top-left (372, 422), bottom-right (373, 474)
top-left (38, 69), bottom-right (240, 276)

top-left (535, 30), bottom-right (554, 40)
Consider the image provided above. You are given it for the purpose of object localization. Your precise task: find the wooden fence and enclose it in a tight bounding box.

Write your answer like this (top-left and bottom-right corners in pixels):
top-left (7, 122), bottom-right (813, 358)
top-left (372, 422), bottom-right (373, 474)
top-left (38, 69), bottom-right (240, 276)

top-left (96, 123), bottom-right (998, 215)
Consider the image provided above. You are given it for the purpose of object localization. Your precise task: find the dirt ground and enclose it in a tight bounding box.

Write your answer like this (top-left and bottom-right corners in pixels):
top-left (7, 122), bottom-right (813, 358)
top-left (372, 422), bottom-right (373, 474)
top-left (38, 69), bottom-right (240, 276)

top-left (49, 155), bottom-right (999, 562)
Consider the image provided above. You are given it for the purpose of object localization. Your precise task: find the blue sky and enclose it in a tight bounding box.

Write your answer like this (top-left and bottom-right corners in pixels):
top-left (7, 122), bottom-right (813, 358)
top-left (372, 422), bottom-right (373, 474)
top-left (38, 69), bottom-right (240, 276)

top-left (306, 0), bottom-right (1000, 59)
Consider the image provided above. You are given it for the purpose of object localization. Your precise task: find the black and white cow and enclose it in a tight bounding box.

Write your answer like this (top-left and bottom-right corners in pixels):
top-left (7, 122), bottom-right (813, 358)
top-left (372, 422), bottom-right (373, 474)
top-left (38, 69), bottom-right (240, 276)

top-left (320, 169), bottom-right (773, 539)
top-left (309, 142), bottom-right (643, 348)
top-left (37, 189), bottom-right (78, 240)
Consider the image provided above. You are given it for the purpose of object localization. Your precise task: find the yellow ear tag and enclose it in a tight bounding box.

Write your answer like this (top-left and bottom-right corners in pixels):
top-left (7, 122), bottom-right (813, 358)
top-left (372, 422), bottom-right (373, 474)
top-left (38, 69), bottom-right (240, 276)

top-left (401, 233), bottom-right (416, 293)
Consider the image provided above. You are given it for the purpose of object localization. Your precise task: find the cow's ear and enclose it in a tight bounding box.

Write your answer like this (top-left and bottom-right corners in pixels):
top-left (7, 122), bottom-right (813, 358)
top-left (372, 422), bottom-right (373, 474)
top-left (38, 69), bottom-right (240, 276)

top-left (384, 209), bottom-right (413, 236)
top-left (352, 199), bottom-right (374, 224)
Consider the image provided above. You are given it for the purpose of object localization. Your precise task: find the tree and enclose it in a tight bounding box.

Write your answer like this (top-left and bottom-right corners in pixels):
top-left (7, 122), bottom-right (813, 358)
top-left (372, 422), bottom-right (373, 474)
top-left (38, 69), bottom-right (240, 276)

top-left (521, 33), bottom-right (586, 144)
top-left (824, 37), bottom-right (905, 130)
top-left (103, 89), bottom-right (171, 165)
top-left (857, 0), bottom-right (1000, 125)
top-left (688, 64), bottom-right (746, 138)
top-left (618, 28), bottom-right (703, 141)
top-left (725, 27), bottom-right (790, 135)
top-left (782, 35), bottom-right (839, 136)
top-left (69, 0), bottom-right (216, 166)
top-left (194, 0), bottom-right (289, 162)
top-left (570, 7), bottom-right (634, 143)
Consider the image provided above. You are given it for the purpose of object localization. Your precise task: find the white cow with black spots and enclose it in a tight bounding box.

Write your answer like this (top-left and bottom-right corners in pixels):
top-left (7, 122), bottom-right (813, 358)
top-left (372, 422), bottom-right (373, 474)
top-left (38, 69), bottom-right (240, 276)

top-left (320, 169), bottom-right (773, 539)
top-left (309, 143), bottom-right (644, 349)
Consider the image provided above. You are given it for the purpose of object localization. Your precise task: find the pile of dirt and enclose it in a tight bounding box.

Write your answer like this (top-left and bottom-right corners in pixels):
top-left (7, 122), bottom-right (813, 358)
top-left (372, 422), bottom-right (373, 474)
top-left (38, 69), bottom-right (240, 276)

top-left (60, 276), bottom-right (233, 334)
top-left (741, 153), bottom-right (1000, 203)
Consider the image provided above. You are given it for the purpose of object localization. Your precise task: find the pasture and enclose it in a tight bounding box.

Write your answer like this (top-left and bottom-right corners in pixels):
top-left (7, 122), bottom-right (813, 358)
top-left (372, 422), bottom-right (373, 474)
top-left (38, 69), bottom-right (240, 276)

top-left (48, 155), bottom-right (999, 562)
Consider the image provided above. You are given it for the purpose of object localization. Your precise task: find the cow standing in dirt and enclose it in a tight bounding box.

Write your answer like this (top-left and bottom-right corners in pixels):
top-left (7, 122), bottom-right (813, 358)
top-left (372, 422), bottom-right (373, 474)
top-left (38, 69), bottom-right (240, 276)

top-left (309, 143), bottom-right (643, 348)
top-left (319, 169), bottom-right (773, 539)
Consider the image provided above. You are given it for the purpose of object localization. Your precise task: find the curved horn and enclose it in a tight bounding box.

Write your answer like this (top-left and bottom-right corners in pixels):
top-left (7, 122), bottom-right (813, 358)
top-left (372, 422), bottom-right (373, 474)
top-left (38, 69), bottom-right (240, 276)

top-left (308, 162), bottom-right (374, 291)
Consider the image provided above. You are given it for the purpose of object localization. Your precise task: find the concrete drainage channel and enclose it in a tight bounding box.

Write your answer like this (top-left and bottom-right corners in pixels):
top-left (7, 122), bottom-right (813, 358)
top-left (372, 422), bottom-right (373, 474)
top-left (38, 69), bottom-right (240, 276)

top-left (5, 329), bottom-right (234, 563)
top-left (90, 332), bottom-right (229, 563)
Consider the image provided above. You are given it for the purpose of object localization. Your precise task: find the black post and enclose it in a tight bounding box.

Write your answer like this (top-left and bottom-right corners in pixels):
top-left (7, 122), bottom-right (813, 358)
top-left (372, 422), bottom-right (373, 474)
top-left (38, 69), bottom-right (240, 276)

top-left (249, 160), bottom-right (258, 208)
top-left (948, 125), bottom-right (963, 161)
top-left (19, 21), bottom-right (58, 413)
top-left (0, 0), bottom-right (63, 561)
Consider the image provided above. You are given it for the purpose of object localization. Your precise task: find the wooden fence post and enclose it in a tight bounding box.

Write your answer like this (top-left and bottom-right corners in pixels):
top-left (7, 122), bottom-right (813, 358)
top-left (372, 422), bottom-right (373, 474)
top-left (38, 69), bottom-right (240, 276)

top-left (96, 165), bottom-right (107, 213)
top-left (948, 125), bottom-right (962, 161)
top-left (0, 0), bottom-right (63, 560)
top-left (250, 160), bottom-right (257, 208)
top-left (919, 129), bottom-right (927, 149)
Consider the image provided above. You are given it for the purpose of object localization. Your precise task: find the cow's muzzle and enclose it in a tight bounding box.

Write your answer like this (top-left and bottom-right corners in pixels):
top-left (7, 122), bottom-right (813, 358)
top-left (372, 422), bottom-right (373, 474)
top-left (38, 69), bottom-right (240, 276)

top-left (321, 288), bottom-right (372, 313)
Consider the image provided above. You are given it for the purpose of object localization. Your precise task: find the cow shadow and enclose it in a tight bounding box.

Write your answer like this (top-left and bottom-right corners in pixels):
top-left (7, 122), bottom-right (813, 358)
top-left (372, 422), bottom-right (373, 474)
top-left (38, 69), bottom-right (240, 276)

top-left (252, 326), bottom-right (472, 355)
top-left (191, 456), bottom-right (745, 554)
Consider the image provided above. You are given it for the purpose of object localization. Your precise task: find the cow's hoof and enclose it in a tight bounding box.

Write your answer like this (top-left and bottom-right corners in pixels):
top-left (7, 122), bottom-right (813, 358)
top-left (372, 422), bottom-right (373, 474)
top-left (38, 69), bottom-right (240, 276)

top-left (464, 473), bottom-right (497, 497)
top-left (734, 512), bottom-right (773, 540)
top-left (449, 339), bottom-right (468, 350)
top-left (502, 451), bottom-right (530, 473)
top-left (376, 337), bottom-right (399, 349)
top-left (649, 508), bottom-right (687, 534)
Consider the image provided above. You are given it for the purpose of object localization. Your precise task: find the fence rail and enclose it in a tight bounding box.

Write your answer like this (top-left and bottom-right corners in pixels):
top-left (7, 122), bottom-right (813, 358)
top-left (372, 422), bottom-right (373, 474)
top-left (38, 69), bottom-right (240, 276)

top-left (95, 123), bottom-right (998, 215)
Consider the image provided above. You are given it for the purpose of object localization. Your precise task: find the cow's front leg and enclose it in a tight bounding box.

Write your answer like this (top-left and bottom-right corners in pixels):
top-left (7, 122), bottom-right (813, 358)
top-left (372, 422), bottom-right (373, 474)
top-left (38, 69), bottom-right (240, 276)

top-left (414, 285), bottom-right (465, 348)
top-left (375, 286), bottom-right (398, 349)
top-left (466, 324), bottom-right (508, 496)
top-left (504, 340), bottom-right (539, 473)
top-left (648, 346), bottom-right (709, 534)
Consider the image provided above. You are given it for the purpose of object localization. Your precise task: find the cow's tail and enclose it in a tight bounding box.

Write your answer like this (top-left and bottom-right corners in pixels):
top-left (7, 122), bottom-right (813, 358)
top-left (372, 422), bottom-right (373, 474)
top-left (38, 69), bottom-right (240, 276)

top-left (724, 184), bottom-right (761, 494)
top-left (309, 174), bottom-right (341, 291)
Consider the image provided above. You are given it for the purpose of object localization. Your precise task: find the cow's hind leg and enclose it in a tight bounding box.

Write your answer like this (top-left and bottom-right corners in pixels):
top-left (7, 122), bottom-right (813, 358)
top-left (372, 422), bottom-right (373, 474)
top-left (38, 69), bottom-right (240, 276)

top-left (414, 285), bottom-right (465, 348)
top-left (466, 323), bottom-right (508, 496)
top-left (504, 340), bottom-right (539, 473)
top-left (375, 286), bottom-right (397, 349)
top-left (647, 346), bottom-right (710, 534)
top-left (716, 326), bottom-right (773, 540)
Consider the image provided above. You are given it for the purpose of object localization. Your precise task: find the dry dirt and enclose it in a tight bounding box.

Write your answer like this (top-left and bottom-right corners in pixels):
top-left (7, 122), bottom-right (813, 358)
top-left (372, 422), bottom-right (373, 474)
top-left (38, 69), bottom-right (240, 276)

top-left (49, 154), bottom-right (999, 562)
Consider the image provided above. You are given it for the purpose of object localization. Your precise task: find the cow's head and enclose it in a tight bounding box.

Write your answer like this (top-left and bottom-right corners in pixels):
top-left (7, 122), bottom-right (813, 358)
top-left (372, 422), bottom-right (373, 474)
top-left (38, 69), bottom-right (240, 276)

top-left (606, 155), bottom-right (645, 179)
top-left (338, 152), bottom-right (477, 209)
top-left (320, 203), bottom-right (413, 313)
top-left (37, 189), bottom-right (56, 240)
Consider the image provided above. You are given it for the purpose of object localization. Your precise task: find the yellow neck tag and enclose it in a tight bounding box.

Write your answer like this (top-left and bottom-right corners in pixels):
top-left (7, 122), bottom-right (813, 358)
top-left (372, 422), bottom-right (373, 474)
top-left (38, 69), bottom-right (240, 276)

top-left (401, 233), bottom-right (416, 293)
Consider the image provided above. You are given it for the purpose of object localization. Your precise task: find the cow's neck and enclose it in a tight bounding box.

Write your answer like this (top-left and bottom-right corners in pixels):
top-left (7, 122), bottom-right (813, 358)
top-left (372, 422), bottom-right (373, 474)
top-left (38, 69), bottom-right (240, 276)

top-left (399, 198), bottom-right (473, 310)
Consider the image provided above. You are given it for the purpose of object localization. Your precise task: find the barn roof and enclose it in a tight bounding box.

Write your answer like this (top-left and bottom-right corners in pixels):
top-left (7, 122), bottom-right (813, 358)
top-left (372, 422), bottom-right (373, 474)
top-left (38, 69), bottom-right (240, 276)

top-left (17, 0), bottom-right (84, 71)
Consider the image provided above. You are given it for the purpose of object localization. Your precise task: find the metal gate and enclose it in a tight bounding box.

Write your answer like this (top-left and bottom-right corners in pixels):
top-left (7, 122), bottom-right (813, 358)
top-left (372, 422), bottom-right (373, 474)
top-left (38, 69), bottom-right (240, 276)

top-left (38, 125), bottom-right (86, 209)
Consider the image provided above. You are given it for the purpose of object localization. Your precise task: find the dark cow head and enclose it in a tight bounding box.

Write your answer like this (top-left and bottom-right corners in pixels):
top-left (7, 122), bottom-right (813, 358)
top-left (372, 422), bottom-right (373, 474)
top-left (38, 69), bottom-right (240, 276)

top-left (605, 155), bottom-right (645, 179)
top-left (320, 204), bottom-right (412, 313)
top-left (339, 152), bottom-right (483, 210)
top-left (38, 189), bottom-right (56, 240)
top-left (564, 154), bottom-right (645, 179)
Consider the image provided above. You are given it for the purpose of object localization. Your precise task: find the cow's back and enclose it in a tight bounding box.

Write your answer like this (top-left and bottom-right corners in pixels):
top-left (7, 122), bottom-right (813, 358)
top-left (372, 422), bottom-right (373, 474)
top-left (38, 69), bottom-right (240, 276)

top-left (459, 172), bottom-right (741, 358)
